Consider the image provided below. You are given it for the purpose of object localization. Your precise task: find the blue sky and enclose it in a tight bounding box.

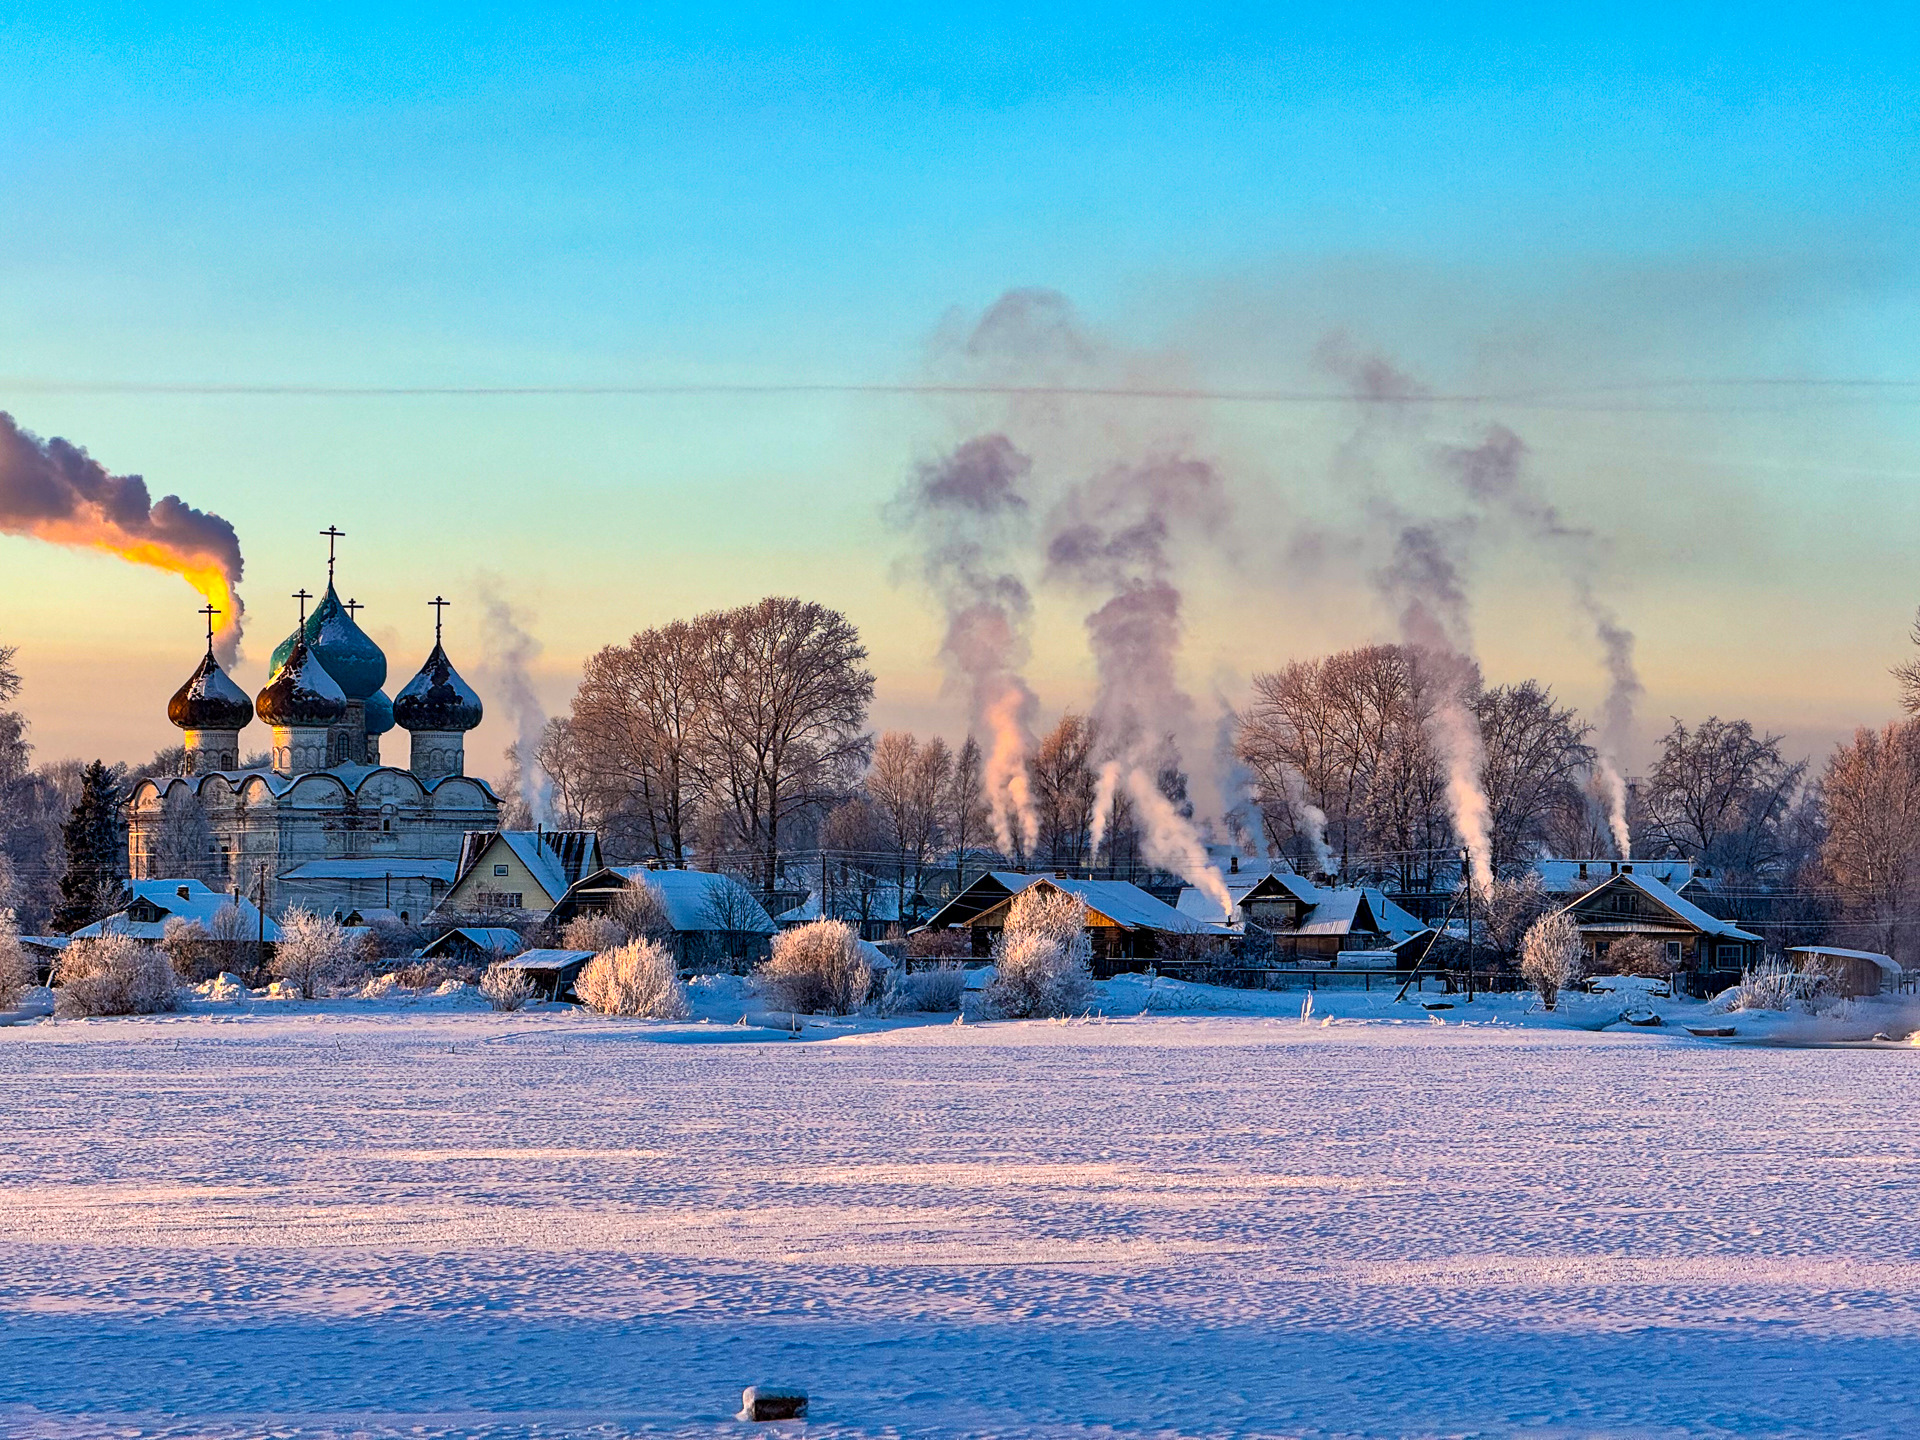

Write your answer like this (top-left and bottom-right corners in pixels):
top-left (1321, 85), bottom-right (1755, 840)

top-left (3, 4), bottom-right (1918, 773)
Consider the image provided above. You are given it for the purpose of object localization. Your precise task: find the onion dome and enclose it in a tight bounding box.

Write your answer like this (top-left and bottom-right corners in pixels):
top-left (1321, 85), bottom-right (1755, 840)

top-left (268, 584), bottom-right (387, 701)
top-left (167, 648), bottom-right (254, 731)
top-left (393, 643), bottom-right (484, 732)
top-left (257, 632), bottom-right (348, 727)
top-left (364, 687), bottom-right (396, 736)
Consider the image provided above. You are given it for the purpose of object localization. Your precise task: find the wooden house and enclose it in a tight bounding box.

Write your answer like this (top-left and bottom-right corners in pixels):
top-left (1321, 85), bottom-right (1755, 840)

top-left (1556, 871), bottom-right (1761, 990)
top-left (422, 926), bottom-right (527, 965)
top-left (1175, 870), bottom-right (1429, 965)
top-left (442, 829), bottom-right (603, 917)
top-left (920, 873), bottom-right (1223, 974)
top-left (550, 866), bottom-right (776, 970)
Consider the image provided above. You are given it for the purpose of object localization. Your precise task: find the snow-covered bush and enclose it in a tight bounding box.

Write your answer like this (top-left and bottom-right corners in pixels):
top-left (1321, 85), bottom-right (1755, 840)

top-left (479, 961), bottom-right (535, 1012)
top-left (753, 919), bottom-right (870, 1015)
top-left (1520, 911), bottom-right (1584, 1011)
top-left (905, 963), bottom-right (968, 1013)
top-left (160, 916), bottom-right (221, 982)
top-left (270, 908), bottom-right (363, 999)
top-left (53, 933), bottom-right (179, 1018)
top-left (610, 877), bottom-right (674, 943)
top-left (1724, 958), bottom-right (1821, 1012)
top-left (905, 926), bottom-right (971, 961)
top-left (392, 958), bottom-right (480, 989)
top-left (985, 888), bottom-right (1094, 1018)
top-left (0, 907), bottom-right (33, 1008)
top-left (1603, 934), bottom-right (1677, 979)
top-left (576, 938), bottom-right (689, 1018)
top-left (560, 912), bottom-right (626, 954)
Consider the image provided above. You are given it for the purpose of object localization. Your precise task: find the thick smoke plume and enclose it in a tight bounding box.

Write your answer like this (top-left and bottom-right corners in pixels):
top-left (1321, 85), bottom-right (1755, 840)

top-left (1439, 424), bottom-right (1642, 857)
top-left (0, 412), bottom-right (245, 661)
top-left (477, 582), bottom-right (553, 827)
top-left (890, 433), bottom-right (1041, 855)
top-left (1047, 455), bottom-right (1234, 914)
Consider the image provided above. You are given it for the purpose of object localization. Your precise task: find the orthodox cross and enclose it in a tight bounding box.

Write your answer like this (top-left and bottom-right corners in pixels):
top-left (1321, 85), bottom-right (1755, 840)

top-left (344, 597), bottom-right (363, 620)
top-left (294, 588), bottom-right (313, 626)
top-left (199, 603), bottom-right (221, 652)
top-left (429, 595), bottom-right (449, 646)
top-left (321, 526), bottom-right (346, 584)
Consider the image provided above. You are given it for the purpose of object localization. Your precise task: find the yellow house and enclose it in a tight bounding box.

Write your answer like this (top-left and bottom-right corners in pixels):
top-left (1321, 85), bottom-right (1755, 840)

top-left (442, 830), bottom-right (602, 916)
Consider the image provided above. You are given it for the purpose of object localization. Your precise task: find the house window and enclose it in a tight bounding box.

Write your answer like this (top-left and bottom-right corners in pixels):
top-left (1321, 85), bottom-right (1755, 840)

top-left (1715, 943), bottom-right (1743, 965)
top-left (493, 864), bottom-right (509, 876)
top-left (1666, 941), bottom-right (1682, 964)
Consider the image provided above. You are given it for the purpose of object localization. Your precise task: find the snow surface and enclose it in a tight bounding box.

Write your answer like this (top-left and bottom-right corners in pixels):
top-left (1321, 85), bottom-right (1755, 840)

top-left (5, 978), bottom-right (1920, 1437)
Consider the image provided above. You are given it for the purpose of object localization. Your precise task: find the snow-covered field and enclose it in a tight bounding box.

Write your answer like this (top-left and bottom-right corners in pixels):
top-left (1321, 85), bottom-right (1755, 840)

top-left (5, 982), bottom-right (1920, 1437)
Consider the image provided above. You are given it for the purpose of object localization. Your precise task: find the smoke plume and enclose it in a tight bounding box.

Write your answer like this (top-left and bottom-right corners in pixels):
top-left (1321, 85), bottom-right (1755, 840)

top-left (0, 412), bottom-right (245, 661)
top-left (476, 582), bottom-right (552, 827)
top-left (1439, 424), bottom-right (1642, 857)
top-left (890, 433), bottom-right (1041, 855)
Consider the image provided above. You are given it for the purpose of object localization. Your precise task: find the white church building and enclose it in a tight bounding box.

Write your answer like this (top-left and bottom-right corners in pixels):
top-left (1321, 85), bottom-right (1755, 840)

top-left (127, 546), bottom-right (500, 920)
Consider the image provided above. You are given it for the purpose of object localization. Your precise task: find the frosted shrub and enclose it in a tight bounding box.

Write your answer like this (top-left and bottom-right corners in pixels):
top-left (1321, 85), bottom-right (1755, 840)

top-left (576, 938), bottom-right (690, 1019)
top-left (907, 963), bottom-right (969, 1013)
top-left (1727, 959), bottom-right (1820, 1012)
top-left (610, 877), bottom-right (674, 943)
top-left (560, 912), bottom-right (626, 954)
top-left (1603, 934), bottom-right (1676, 979)
top-left (479, 961), bottom-right (535, 1012)
top-left (753, 919), bottom-right (870, 1015)
top-left (0, 907), bottom-right (33, 1008)
top-left (271, 908), bottom-right (362, 999)
top-left (54, 933), bottom-right (179, 1018)
top-left (1520, 911), bottom-right (1584, 1011)
top-left (986, 888), bottom-right (1094, 1018)
top-left (161, 916), bottom-right (220, 982)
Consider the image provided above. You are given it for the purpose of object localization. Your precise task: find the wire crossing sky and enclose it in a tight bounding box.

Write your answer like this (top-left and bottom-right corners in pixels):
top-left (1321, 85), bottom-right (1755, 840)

top-left (3, 3), bottom-right (1919, 775)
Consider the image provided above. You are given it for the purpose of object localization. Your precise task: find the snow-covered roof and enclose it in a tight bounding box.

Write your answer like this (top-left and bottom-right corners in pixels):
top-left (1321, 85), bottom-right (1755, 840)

top-left (606, 867), bottom-right (776, 934)
top-left (856, 939), bottom-right (895, 971)
top-left (1789, 945), bottom-right (1903, 975)
top-left (280, 858), bottom-right (458, 882)
top-left (500, 948), bottom-right (594, 971)
top-left (497, 832), bottom-right (571, 902)
top-left (73, 879), bottom-right (280, 942)
top-left (1573, 872), bottom-right (1761, 943)
top-left (1177, 873), bottom-right (1425, 941)
top-left (1533, 858), bottom-right (1696, 893)
top-left (426, 926), bottom-right (526, 957)
top-left (988, 877), bottom-right (1219, 934)
top-left (1175, 869), bottom-right (1322, 923)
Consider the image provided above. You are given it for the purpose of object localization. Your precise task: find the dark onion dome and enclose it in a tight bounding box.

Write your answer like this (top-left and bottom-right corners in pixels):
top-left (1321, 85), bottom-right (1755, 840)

top-left (393, 642), bottom-right (484, 732)
top-left (256, 633), bottom-right (348, 727)
top-left (363, 687), bottom-right (396, 736)
top-left (167, 648), bottom-right (254, 731)
top-left (268, 584), bottom-right (387, 701)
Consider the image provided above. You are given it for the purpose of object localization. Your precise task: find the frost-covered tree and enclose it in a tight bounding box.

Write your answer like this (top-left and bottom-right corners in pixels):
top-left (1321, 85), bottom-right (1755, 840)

top-left (1604, 933), bottom-right (1676, 979)
top-left (1519, 910), bottom-right (1584, 1011)
top-left (610, 875), bottom-right (674, 943)
top-left (560, 912), bottom-right (626, 954)
top-left (0, 905), bottom-right (33, 1007)
top-left (160, 915), bottom-right (219, 982)
top-left (480, 961), bottom-right (535, 1012)
top-left (53, 932), bottom-right (178, 1017)
top-left (270, 907), bottom-right (360, 998)
top-left (753, 918), bottom-right (869, 1014)
top-left (986, 886), bottom-right (1094, 1018)
top-left (1819, 718), bottom-right (1920, 969)
top-left (1479, 872), bottom-right (1553, 961)
top-left (576, 938), bottom-right (689, 1018)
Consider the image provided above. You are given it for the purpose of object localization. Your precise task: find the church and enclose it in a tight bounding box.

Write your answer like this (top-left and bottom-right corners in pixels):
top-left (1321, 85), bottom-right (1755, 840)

top-left (126, 536), bottom-right (500, 920)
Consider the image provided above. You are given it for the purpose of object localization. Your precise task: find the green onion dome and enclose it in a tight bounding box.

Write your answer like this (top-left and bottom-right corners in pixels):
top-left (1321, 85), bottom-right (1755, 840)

top-left (257, 632), bottom-right (348, 727)
top-left (167, 648), bottom-right (254, 731)
top-left (363, 687), bottom-right (396, 736)
top-left (268, 584), bottom-right (387, 701)
top-left (393, 643), bottom-right (483, 732)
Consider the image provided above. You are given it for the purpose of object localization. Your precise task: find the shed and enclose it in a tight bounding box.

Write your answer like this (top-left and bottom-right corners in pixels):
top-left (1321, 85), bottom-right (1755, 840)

top-left (498, 948), bottom-right (596, 1002)
top-left (1787, 945), bottom-right (1903, 999)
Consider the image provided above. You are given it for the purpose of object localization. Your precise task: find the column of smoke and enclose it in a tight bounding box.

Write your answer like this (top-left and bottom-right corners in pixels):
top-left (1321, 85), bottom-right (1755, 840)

top-left (889, 434), bottom-right (1040, 855)
top-left (1279, 765), bottom-right (1334, 876)
top-left (1440, 424), bottom-right (1642, 859)
top-left (1388, 523), bottom-right (1495, 898)
top-left (1212, 708), bottom-right (1274, 859)
top-left (1, 412), bottom-right (246, 661)
top-left (1046, 456), bottom-right (1234, 916)
top-left (477, 584), bottom-right (553, 826)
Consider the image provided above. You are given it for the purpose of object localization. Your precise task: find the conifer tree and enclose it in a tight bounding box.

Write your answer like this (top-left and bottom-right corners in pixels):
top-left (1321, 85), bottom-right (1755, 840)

top-left (52, 761), bottom-right (123, 933)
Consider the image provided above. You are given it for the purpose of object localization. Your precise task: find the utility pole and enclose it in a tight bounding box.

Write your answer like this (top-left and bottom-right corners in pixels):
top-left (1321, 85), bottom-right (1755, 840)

top-left (255, 862), bottom-right (268, 974)
top-left (1463, 850), bottom-right (1476, 1003)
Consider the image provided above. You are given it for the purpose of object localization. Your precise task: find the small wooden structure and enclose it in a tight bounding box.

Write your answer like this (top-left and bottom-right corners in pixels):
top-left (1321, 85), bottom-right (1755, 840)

top-left (422, 926), bottom-right (526, 965)
top-left (1787, 945), bottom-right (1902, 999)
top-left (497, 948), bottom-right (595, 1002)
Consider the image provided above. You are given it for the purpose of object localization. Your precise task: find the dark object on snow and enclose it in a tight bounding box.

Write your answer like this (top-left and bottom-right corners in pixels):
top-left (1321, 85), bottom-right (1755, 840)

top-left (1421, 1001), bottom-right (1453, 1011)
top-left (739, 1385), bottom-right (808, 1421)
top-left (1624, 1010), bottom-right (1664, 1027)
top-left (1686, 1025), bottom-right (1736, 1038)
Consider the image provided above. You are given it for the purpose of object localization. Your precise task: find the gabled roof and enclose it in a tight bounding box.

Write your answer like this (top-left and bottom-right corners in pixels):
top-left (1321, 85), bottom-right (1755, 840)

top-left (563, 867), bottom-right (777, 934)
top-left (1176, 872), bottom-right (1426, 941)
top-left (1532, 858), bottom-right (1697, 894)
top-left (451, 830), bottom-right (602, 907)
top-left (500, 948), bottom-right (594, 972)
top-left (1565, 871), bottom-right (1760, 943)
top-left (971, 877), bottom-right (1221, 935)
top-left (73, 879), bottom-right (279, 941)
top-left (919, 872), bottom-right (1047, 930)
top-left (424, 926), bottom-right (526, 958)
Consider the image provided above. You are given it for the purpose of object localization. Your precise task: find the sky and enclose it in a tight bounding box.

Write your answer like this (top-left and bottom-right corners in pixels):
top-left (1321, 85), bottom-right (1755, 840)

top-left (3, 3), bottom-right (1919, 793)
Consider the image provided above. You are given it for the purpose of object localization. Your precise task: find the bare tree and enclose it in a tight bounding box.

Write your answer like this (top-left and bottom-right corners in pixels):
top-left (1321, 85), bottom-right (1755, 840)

top-left (1820, 719), bottom-right (1920, 968)
top-left (1029, 713), bottom-right (1098, 868)
top-left (695, 598), bottom-right (875, 890)
top-left (865, 731), bottom-right (952, 919)
top-left (1476, 681), bottom-right (1594, 875)
top-left (943, 734), bottom-right (991, 889)
top-left (152, 792), bottom-right (215, 880)
top-left (1645, 718), bottom-right (1806, 874)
